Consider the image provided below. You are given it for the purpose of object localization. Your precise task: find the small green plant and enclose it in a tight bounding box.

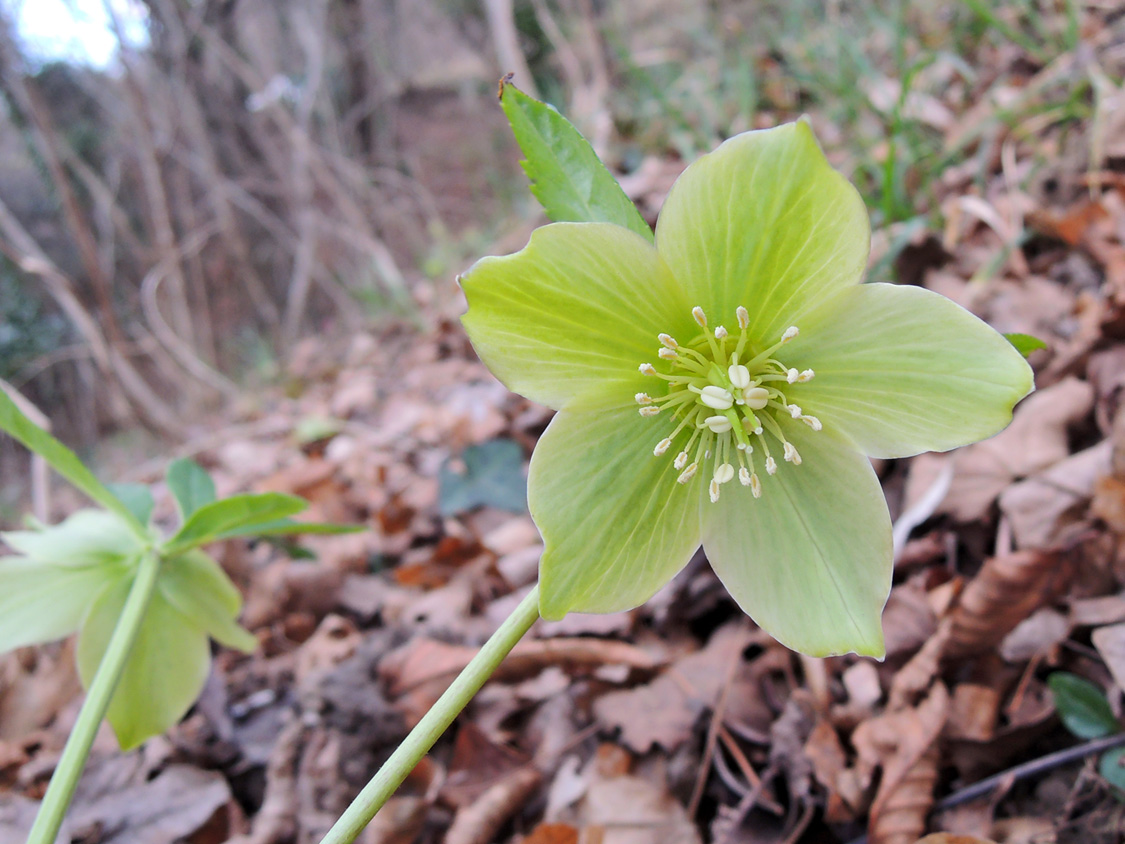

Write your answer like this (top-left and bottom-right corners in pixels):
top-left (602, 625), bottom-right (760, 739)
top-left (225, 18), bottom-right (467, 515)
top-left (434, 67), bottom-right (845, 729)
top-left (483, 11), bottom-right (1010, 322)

top-left (1049, 671), bottom-right (1125, 792)
top-left (0, 389), bottom-right (355, 844)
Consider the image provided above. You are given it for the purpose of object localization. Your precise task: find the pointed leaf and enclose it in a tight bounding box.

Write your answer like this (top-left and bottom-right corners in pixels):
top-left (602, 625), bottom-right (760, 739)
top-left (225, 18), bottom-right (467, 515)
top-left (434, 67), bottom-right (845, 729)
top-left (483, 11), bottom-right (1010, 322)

top-left (213, 518), bottom-right (363, 541)
top-left (2, 509), bottom-right (145, 567)
top-left (530, 397), bottom-right (702, 619)
top-left (500, 81), bottom-right (652, 241)
top-left (165, 493), bottom-right (307, 553)
top-left (158, 551), bottom-right (257, 652)
top-left (0, 556), bottom-right (131, 652)
top-left (1100, 747), bottom-right (1125, 792)
top-left (107, 483), bottom-right (154, 527)
top-left (166, 458), bottom-right (216, 521)
top-left (439, 439), bottom-right (527, 515)
top-left (77, 578), bottom-right (211, 750)
top-left (701, 420), bottom-right (891, 658)
top-left (1049, 672), bottom-right (1120, 739)
top-left (0, 388), bottom-right (145, 534)
top-left (1004, 332), bottom-right (1048, 358)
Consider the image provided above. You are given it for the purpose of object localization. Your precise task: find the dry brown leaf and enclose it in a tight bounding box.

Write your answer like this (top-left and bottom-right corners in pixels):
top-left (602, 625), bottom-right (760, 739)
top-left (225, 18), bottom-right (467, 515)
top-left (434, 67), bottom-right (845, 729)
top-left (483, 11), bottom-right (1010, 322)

top-left (914, 835), bottom-right (999, 844)
top-left (522, 823), bottom-right (580, 844)
top-left (1092, 623), bottom-right (1125, 691)
top-left (945, 683), bottom-right (1001, 742)
top-left (444, 767), bottom-right (542, 844)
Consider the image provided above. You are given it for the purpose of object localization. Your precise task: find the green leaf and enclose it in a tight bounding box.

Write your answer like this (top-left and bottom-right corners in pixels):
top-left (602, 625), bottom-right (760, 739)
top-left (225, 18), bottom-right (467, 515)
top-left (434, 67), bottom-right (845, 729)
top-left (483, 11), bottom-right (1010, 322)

top-left (0, 556), bottom-right (132, 652)
top-left (158, 551), bottom-right (257, 653)
top-left (786, 282), bottom-right (1035, 459)
top-left (213, 517), bottom-right (362, 541)
top-left (440, 439), bottom-right (529, 516)
top-left (1049, 672), bottom-right (1120, 739)
top-left (701, 420), bottom-right (891, 658)
top-left (1100, 747), bottom-right (1125, 793)
top-left (77, 577), bottom-right (211, 750)
top-left (165, 493), bottom-right (307, 553)
top-left (107, 483), bottom-right (154, 527)
top-left (1004, 332), bottom-right (1048, 358)
top-left (500, 81), bottom-right (652, 241)
top-left (461, 223), bottom-right (691, 411)
top-left (2, 509), bottom-right (145, 567)
top-left (530, 399), bottom-right (700, 620)
top-left (166, 458), bottom-right (216, 521)
top-left (0, 388), bottom-right (145, 534)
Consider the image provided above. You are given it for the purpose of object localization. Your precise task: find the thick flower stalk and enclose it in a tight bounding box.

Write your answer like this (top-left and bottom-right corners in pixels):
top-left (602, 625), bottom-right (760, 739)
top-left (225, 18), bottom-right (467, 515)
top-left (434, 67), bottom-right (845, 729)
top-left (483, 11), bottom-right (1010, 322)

top-left (460, 121), bottom-right (1032, 657)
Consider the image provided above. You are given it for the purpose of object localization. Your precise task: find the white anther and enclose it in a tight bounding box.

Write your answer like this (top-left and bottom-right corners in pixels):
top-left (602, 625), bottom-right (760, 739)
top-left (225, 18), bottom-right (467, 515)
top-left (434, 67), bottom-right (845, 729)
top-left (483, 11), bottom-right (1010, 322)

top-left (692, 306), bottom-right (708, 327)
top-left (658, 333), bottom-right (678, 349)
top-left (728, 364), bottom-right (750, 390)
top-left (798, 369), bottom-right (815, 382)
top-left (765, 456), bottom-right (777, 475)
top-left (739, 467), bottom-right (751, 486)
top-left (635, 393), bottom-right (653, 405)
top-left (801, 415), bottom-right (822, 431)
top-left (781, 326), bottom-right (799, 344)
top-left (700, 385), bottom-right (734, 410)
top-left (787, 368), bottom-right (799, 384)
top-left (736, 306), bottom-right (749, 329)
top-left (742, 387), bottom-right (769, 410)
top-left (714, 325), bottom-right (728, 340)
top-left (674, 451), bottom-right (688, 470)
top-left (704, 415), bottom-right (732, 433)
top-left (639, 406), bottom-right (660, 417)
top-left (787, 403), bottom-right (803, 419)
top-left (639, 363), bottom-right (656, 376)
top-left (750, 473), bottom-right (762, 498)
top-left (714, 463), bottom-right (735, 484)
top-left (677, 463), bottom-right (698, 484)
top-left (654, 438), bottom-right (672, 456)
top-left (658, 348), bottom-right (677, 360)
top-left (709, 479), bottom-right (721, 503)
top-left (783, 442), bottom-right (802, 464)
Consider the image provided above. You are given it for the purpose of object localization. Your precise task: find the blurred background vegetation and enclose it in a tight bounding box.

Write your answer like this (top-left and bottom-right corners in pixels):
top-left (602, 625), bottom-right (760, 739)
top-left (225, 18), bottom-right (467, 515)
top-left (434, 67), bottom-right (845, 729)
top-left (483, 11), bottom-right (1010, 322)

top-left (0, 0), bottom-right (1114, 453)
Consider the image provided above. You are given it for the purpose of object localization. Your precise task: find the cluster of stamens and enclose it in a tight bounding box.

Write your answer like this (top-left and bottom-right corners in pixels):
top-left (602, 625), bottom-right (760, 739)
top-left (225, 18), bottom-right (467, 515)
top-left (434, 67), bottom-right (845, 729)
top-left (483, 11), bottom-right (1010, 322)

top-left (636, 306), bottom-right (821, 503)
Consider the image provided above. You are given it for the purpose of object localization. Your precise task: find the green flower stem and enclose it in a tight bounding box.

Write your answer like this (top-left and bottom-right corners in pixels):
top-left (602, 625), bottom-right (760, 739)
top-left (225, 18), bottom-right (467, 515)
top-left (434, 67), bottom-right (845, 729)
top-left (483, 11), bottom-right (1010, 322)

top-left (319, 585), bottom-right (542, 844)
top-left (27, 551), bottom-right (161, 844)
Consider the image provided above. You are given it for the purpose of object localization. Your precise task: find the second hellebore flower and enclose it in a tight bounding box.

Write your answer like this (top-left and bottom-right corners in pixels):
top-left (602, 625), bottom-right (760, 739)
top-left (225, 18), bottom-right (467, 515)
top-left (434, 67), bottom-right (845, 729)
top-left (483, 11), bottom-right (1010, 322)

top-left (460, 121), bottom-right (1033, 657)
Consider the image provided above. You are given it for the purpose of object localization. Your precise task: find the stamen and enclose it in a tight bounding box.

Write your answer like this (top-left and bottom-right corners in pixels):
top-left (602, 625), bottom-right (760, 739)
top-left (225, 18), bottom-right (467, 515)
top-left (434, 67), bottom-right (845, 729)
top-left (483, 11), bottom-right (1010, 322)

top-left (781, 326), bottom-right (799, 344)
top-left (801, 415), bottom-right (822, 431)
top-left (654, 438), bottom-right (672, 456)
top-left (635, 393), bottom-right (653, 405)
top-left (678, 463), bottom-right (698, 484)
top-left (765, 456), bottom-right (777, 475)
top-left (787, 368), bottom-right (799, 384)
top-left (704, 415), bottom-right (732, 434)
top-left (714, 463), bottom-right (735, 484)
top-left (786, 403), bottom-right (803, 419)
top-left (783, 442), bottom-right (802, 465)
top-left (798, 369), bottom-right (815, 382)
top-left (709, 479), bottom-right (721, 503)
top-left (658, 348), bottom-right (677, 360)
top-left (736, 306), bottom-right (749, 330)
top-left (700, 386), bottom-right (734, 410)
top-left (674, 451), bottom-right (688, 470)
top-left (639, 406), bottom-right (660, 417)
top-left (738, 467), bottom-right (751, 486)
top-left (714, 326), bottom-right (728, 340)
top-left (742, 387), bottom-right (769, 410)
top-left (728, 364), bottom-right (750, 390)
top-left (658, 333), bottom-right (678, 349)
top-left (639, 363), bottom-right (656, 376)
top-left (750, 473), bottom-right (762, 498)
top-left (692, 306), bottom-right (708, 327)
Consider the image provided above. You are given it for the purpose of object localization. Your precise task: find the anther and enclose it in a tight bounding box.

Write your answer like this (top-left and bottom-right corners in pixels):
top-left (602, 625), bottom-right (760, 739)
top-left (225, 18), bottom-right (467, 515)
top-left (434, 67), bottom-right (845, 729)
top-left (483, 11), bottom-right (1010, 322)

top-left (692, 306), bottom-right (708, 327)
top-left (742, 387), bottom-right (769, 410)
top-left (700, 386), bottom-right (734, 410)
top-left (673, 452), bottom-right (688, 470)
top-left (658, 333), bottom-right (678, 349)
top-left (802, 415), bottom-right (822, 431)
top-left (677, 463), bottom-right (698, 484)
top-left (787, 404), bottom-right (803, 419)
top-left (736, 306), bottom-right (749, 329)
top-left (658, 348), bottom-right (677, 360)
top-left (704, 415), bottom-right (732, 433)
top-left (783, 442), bottom-right (802, 464)
top-left (635, 393), bottom-right (652, 405)
top-left (765, 456), bottom-right (778, 475)
top-left (787, 368), bottom-right (799, 384)
top-left (750, 473), bottom-right (762, 498)
top-left (639, 363), bottom-right (656, 376)
top-left (728, 364), bottom-right (750, 389)
top-left (639, 406), bottom-right (660, 417)
top-left (709, 479), bottom-right (721, 503)
top-left (714, 463), bottom-right (735, 484)
top-left (781, 326), bottom-right (799, 344)
top-left (738, 467), bottom-right (751, 486)
top-left (798, 369), bottom-right (815, 382)
top-left (714, 325), bottom-right (728, 340)
top-left (654, 438), bottom-right (671, 456)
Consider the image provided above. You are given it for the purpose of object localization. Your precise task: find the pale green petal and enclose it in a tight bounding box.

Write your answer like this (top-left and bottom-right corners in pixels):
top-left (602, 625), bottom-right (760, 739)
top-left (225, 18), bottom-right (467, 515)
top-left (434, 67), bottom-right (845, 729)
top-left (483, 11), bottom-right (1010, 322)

top-left (701, 421), bottom-right (890, 658)
top-left (783, 283), bottom-right (1035, 459)
top-left (158, 551), bottom-right (257, 653)
top-left (0, 556), bottom-right (132, 652)
top-left (531, 398), bottom-right (702, 619)
top-left (655, 121), bottom-right (870, 342)
top-left (2, 509), bottom-right (145, 567)
top-left (461, 223), bottom-right (694, 410)
top-left (78, 579), bottom-right (211, 750)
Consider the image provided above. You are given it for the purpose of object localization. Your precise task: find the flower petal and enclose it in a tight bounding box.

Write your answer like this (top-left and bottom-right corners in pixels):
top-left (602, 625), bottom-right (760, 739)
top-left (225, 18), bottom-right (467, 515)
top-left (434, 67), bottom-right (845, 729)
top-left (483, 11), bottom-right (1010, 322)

top-left (783, 283), bottom-right (1035, 459)
top-left (531, 397), bottom-right (702, 619)
top-left (655, 121), bottom-right (869, 341)
top-left (701, 420), bottom-right (891, 657)
top-left (461, 223), bottom-right (693, 410)
top-left (158, 550), bottom-right (258, 653)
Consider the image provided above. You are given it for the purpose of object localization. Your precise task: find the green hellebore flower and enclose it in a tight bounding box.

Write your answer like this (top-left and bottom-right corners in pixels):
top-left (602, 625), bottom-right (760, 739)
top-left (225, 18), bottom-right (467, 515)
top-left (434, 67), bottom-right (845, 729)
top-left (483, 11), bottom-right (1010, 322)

top-left (460, 121), bottom-right (1033, 658)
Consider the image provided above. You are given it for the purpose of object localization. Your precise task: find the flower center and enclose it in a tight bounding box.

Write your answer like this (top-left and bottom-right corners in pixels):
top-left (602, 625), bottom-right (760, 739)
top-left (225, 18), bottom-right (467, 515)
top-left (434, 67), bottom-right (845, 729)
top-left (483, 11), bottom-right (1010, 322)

top-left (637, 305), bottom-right (821, 503)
